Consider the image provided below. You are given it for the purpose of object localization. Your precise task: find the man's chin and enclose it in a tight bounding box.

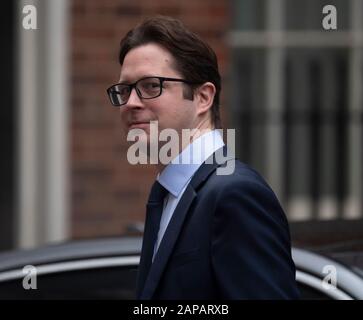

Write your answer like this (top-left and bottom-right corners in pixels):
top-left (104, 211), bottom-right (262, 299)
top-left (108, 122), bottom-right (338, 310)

top-left (128, 122), bottom-right (151, 131)
top-left (125, 126), bottom-right (149, 138)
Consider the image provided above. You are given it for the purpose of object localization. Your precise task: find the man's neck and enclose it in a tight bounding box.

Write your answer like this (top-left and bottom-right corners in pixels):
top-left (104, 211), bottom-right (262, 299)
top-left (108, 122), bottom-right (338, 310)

top-left (156, 122), bottom-right (214, 173)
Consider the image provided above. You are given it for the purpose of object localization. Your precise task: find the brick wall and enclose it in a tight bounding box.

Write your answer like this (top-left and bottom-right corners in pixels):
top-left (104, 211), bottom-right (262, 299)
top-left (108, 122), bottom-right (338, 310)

top-left (70, 0), bottom-right (230, 239)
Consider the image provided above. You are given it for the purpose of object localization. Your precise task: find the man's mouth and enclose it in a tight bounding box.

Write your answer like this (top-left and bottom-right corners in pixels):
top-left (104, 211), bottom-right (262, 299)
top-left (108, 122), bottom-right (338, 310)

top-left (128, 121), bottom-right (151, 130)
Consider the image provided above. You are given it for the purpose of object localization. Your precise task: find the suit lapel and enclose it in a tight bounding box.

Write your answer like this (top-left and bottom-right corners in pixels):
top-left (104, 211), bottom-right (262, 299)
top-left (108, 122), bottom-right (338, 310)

top-left (140, 146), bottom-right (235, 299)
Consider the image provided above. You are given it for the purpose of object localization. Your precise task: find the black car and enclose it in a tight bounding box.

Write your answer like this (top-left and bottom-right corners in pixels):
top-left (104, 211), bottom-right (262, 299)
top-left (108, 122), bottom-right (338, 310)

top-left (0, 237), bottom-right (362, 299)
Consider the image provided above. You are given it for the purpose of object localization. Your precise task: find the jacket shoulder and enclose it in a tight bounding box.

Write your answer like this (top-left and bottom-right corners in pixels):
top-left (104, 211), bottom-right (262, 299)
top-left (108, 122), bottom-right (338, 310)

top-left (204, 160), bottom-right (273, 192)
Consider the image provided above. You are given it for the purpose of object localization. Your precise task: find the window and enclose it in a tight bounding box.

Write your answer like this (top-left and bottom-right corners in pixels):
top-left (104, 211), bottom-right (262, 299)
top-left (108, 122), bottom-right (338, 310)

top-left (230, 0), bottom-right (363, 222)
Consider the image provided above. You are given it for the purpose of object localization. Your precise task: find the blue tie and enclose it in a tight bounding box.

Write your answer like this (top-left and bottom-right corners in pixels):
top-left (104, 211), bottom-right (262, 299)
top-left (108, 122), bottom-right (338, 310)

top-left (136, 180), bottom-right (168, 298)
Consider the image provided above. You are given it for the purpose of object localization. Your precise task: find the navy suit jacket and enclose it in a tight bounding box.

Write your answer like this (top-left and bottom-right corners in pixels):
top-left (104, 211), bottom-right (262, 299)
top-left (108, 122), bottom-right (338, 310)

top-left (136, 148), bottom-right (300, 299)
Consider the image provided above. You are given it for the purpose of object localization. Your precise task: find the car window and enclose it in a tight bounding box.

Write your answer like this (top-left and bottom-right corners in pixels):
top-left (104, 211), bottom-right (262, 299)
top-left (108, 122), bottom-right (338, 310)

top-left (0, 266), bottom-right (138, 299)
top-left (297, 283), bottom-right (333, 300)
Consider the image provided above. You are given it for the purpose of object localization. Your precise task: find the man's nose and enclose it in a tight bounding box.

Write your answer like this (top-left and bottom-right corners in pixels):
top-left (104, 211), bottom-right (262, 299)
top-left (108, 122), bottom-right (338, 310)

top-left (125, 87), bottom-right (143, 108)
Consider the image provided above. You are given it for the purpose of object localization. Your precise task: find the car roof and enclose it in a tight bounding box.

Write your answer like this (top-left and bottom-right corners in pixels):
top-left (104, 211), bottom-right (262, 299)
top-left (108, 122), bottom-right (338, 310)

top-left (1, 237), bottom-right (363, 299)
top-left (292, 247), bottom-right (363, 299)
top-left (0, 237), bottom-right (142, 272)
top-left (302, 240), bottom-right (363, 275)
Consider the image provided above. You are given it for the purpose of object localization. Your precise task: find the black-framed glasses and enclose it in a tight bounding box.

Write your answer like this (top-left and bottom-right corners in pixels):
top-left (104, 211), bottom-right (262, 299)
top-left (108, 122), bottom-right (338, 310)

top-left (106, 76), bottom-right (199, 107)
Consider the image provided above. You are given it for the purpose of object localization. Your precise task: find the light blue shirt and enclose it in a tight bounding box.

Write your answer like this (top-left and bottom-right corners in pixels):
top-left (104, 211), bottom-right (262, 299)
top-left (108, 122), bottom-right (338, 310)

top-left (152, 129), bottom-right (225, 260)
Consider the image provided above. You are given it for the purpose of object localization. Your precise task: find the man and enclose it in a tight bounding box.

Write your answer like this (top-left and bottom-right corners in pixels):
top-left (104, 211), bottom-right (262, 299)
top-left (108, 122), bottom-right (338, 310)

top-left (107, 16), bottom-right (300, 299)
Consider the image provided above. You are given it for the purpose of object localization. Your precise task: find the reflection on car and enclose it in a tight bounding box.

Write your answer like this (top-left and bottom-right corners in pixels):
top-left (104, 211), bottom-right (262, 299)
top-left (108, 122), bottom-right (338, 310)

top-left (0, 237), bottom-right (363, 299)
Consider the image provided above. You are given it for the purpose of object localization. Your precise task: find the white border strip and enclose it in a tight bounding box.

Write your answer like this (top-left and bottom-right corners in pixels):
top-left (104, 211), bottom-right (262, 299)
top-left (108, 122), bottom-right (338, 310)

top-left (16, 0), bottom-right (70, 248)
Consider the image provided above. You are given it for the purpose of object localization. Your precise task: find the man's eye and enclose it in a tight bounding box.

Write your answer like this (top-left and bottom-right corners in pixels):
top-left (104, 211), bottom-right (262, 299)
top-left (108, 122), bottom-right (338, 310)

top-left (119, 86), bottom-right (130, 95)
top-left (143, 81), bottom-right (159, 89)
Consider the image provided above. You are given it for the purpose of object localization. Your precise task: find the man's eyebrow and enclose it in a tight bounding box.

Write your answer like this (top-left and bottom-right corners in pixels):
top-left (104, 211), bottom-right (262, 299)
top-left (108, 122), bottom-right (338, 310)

top-left (118, 74), bottom-right (157, 83)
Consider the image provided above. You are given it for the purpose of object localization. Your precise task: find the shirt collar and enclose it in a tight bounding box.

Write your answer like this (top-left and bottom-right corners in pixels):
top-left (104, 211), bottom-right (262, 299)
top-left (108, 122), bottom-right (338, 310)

top-left (157, 129), bottom-right (225, 197)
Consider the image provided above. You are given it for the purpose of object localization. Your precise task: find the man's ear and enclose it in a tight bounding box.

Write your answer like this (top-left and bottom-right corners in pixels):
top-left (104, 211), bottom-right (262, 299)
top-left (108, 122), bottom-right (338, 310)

top-left (195, 82), bottom-right (216, 116)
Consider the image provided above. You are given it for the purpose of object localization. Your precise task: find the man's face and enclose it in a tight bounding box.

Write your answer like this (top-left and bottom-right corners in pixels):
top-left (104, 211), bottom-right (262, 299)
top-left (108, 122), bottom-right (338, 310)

top-left (118, 43), bottom-right (198, 145)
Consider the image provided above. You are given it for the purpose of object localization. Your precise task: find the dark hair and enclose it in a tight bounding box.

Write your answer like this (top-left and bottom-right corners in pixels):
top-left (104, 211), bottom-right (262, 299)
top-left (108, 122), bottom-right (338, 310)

top-left (119, 16), bottom-right (222, 129)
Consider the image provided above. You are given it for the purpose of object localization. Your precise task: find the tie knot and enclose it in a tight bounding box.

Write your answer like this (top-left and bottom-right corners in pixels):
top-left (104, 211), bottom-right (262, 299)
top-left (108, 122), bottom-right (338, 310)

top-left (148, 181), bottom-right (168, 203)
